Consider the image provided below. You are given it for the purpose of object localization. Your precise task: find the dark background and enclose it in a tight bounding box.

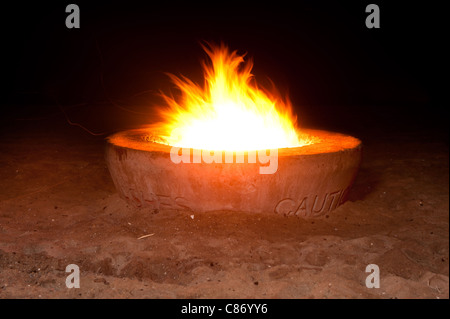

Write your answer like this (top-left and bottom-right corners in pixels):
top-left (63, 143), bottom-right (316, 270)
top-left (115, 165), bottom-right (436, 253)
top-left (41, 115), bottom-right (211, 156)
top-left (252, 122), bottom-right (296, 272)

top-left (0, 1), bottom-right (446, 140)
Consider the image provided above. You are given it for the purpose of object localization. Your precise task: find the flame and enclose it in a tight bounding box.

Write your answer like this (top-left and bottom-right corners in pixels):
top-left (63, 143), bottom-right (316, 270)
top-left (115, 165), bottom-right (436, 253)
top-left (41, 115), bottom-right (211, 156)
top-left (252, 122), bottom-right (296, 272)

top-left (152, 44), bottom-right (313, 151)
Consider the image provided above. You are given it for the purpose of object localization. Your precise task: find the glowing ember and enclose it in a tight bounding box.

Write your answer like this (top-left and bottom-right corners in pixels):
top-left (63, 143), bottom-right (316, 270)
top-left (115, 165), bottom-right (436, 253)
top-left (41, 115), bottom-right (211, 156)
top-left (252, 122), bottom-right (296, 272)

top-left (151, 44), bottom-right (315, 151)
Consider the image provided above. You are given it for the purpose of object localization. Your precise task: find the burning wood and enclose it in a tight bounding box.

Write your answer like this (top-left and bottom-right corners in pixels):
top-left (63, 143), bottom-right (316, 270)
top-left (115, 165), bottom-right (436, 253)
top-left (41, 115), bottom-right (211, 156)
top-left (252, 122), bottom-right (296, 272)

top-left (150, 43), bottom-right (315, 151)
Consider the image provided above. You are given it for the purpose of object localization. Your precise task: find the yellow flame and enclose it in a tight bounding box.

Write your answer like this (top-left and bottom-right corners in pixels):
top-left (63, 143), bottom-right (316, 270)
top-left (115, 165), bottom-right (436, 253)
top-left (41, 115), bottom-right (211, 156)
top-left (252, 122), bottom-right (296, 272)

top-left (152, 44), bottom-right (313, 151)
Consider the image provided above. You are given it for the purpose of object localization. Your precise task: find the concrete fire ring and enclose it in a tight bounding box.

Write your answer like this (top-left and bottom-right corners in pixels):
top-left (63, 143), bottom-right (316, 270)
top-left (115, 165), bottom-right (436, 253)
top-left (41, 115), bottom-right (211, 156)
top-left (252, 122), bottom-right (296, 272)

top-left (105, 129), bottom-right (362, 218)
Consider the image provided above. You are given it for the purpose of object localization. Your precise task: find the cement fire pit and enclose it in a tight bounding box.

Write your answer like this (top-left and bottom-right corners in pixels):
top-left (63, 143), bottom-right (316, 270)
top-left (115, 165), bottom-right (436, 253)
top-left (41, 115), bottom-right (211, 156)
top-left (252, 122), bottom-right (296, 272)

top-left (105, 129), bottom-right (361, 217)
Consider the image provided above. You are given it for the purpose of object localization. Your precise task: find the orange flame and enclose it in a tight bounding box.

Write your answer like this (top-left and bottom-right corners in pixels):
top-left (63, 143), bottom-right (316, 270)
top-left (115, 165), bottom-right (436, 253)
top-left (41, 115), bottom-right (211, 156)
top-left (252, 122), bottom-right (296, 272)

top-left (152, 44), bottom-right (313, 151)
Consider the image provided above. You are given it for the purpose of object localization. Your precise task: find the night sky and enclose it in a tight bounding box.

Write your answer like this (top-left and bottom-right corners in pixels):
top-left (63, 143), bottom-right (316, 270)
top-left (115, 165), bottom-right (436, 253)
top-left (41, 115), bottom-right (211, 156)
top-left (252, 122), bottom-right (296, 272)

top-left (1, 1), bottom-right (446, 139)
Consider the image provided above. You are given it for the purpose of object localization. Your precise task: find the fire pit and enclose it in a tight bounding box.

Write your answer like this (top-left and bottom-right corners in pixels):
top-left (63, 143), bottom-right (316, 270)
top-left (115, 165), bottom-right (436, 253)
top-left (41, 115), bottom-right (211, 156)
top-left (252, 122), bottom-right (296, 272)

top-left (105, 128), bottom-right (361, 217)
top-left (105, 43), bottom-right (362, 217)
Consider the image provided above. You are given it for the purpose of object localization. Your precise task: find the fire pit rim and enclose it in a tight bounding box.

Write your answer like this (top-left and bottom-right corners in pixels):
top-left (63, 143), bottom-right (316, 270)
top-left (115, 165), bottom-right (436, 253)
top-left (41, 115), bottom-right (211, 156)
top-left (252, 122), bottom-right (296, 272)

top-left (106, 128), bottom-right (362, 157)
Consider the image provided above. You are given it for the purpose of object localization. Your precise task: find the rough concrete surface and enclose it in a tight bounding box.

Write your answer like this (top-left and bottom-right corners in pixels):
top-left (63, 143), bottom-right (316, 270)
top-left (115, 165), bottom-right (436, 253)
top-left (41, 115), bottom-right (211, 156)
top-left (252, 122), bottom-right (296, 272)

top-left (106, 129), bottom-right (362, 217)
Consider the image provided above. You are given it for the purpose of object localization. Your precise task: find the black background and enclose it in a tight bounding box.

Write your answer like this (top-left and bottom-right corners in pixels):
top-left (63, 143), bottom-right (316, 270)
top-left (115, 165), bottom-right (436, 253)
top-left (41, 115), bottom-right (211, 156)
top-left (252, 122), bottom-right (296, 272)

top-left (0, 0), bottom-right (446, 140)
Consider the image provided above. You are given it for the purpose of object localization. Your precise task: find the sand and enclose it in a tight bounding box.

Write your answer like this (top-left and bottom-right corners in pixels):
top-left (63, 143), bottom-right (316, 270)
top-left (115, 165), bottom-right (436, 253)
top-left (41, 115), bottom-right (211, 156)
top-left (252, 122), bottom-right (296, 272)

top-left (0, 118), bottom-right (448, 299)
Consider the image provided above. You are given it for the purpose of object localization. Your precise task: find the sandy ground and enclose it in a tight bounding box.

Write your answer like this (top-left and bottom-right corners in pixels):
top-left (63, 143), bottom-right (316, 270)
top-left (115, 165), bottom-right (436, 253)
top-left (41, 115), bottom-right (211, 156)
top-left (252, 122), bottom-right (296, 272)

top-left (0, 117), bottom-right (448, 299)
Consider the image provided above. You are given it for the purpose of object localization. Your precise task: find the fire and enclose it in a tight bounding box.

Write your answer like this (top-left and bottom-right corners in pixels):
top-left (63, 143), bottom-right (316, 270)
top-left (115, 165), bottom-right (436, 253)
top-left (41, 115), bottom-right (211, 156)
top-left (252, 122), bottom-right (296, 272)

top-left (152, 44), bottom-right (314, 151)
